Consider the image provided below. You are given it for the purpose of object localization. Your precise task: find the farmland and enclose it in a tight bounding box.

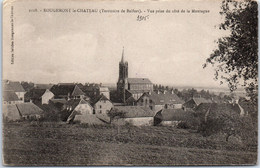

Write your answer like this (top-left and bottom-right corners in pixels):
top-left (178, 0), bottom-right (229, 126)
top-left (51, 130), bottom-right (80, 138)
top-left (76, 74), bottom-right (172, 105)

top-left (3, 122), bottom-right (257, 166)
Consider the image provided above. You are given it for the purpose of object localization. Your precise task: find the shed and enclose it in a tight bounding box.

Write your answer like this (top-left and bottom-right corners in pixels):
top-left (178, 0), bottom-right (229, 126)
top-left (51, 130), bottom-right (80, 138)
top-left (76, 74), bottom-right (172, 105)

top-left (154, 109), bottom-right (199, 128)
top-left (16, 103), bottom-right (44, 120)
top-left (110, 106), bottom-right (156, 126)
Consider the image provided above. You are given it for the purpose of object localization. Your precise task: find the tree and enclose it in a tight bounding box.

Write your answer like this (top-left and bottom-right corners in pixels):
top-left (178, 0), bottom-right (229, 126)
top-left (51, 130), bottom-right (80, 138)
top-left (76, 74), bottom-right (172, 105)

top-left (198, 104), bottom-right (255, 142)
top-left (203, 0), bottom-right (258, 102)
top-left (107, 108), bottom-right (126, 134)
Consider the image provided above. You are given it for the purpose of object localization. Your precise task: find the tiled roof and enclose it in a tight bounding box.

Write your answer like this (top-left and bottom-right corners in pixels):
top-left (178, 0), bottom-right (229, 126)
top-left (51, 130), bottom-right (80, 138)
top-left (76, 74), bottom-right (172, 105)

top-left (125, 96), bottom-right (136, 104)
top-left (65, 99), bottom-right (92, 112)
top-left (49, 99), bottom-right (67, 104)
top-left (50, 84), bottom-right (85, 96)
top-left (74, 114), bottom-right (106, 125)
top-left (112, 106), bottom-right (156, 118)
top-left (16, 103), bottom-right (44, 116)
top-left (193, 98), bottom-right (212, 105)
top-left (139, 91), bottom-right (184, 105)
top-left (3, 80), bottom-right (25, 92)
top-left (155, 109), bottom-right (195, 121)
top-left (91, 94), bottom-right (110, 106)
top-left (3, 91), bottom-right (20, 101)
top-left (127, 78), bottom-right (152, 84)
top-left (35, 103), bottom-right (60, 113)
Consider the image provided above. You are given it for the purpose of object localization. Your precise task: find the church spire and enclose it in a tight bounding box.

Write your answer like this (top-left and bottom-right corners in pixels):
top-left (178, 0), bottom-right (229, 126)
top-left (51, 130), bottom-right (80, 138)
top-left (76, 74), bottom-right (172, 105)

top-left (121, 46), bottom-right (125, 63)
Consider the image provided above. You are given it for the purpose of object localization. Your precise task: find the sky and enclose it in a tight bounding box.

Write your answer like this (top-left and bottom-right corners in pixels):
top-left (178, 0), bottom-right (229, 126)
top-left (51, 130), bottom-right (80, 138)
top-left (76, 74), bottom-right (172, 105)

top-left (3, 0), bottom-right (230, 88)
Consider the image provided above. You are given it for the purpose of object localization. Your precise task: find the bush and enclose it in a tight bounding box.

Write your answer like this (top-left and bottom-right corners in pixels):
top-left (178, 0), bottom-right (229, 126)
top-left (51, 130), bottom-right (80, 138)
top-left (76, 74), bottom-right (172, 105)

top-left (177, 121), bottom-right (189, 129)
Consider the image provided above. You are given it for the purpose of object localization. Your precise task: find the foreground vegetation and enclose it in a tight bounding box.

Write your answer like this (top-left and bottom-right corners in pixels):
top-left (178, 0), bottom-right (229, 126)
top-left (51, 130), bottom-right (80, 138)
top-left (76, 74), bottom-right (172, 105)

top-left (3, 121), bottom-right (257, 166)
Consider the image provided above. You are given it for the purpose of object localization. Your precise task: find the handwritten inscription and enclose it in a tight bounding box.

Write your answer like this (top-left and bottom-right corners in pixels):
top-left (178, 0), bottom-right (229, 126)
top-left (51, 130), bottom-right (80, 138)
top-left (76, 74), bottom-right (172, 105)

top-left (137, 15), bottom-right (149, 21)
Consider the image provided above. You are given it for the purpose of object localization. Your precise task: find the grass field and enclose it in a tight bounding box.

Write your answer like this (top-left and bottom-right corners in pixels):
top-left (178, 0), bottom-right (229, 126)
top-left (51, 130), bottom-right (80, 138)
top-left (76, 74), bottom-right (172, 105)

top-left (3, 121), bottom-right (257, 166)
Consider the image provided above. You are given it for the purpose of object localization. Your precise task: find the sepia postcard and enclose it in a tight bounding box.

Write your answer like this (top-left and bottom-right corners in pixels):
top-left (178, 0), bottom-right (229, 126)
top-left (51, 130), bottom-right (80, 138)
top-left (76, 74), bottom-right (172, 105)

top-left (2, 0), bottom-right (258, 166)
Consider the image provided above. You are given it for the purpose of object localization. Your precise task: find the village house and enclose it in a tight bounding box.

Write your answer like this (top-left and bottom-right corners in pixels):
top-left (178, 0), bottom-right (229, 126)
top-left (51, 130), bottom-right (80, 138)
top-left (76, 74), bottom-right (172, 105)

top-left (91, 94), bottom-right (113, 115)
top-left (3, 102), bottom-right (44, 121)
top-left (183, 97), bottom-right (213, 109)
top-left (50, 83), bottom-right (87, 100)
top-left (65, 99), bottom-right (94, 123)
top-left (3, 91), bottom-right (23, 104)
top-left (81, 83), bottom-right (110, 100)
top-left (154, 108), bottom-right (199, 128)
top-left (25, 88), bottom-right (54, 104)
top-left (3, 80), bottom-right (26, 102)
top-left (110, 106), bottom-right (156, 126)
top-left (117, 48), bottom-right (153, 103)
top-left (136, 90), bottom-right (184, 112)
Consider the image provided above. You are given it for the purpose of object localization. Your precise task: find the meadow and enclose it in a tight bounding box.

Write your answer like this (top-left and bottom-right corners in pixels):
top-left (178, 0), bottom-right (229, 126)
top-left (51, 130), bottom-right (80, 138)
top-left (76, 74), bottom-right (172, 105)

top-left (3, 121), bottom-right (257, 166)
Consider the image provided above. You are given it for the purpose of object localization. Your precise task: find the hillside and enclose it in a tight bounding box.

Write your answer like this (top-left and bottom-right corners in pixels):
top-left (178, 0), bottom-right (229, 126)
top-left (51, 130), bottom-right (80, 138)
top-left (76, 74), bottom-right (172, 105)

top-left (3, 122), bottom-right (257, 166)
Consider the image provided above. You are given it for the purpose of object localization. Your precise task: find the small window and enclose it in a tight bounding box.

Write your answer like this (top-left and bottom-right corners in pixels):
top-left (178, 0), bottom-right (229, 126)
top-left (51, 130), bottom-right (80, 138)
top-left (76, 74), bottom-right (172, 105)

top-left (93, 109), bottom-right (96, 114)
top-left (100, 105), bottom-right (102, 108)
top-left (149, 100), bottom-right (152, 103)
top-left (100, 110), bottom-right (102, 114)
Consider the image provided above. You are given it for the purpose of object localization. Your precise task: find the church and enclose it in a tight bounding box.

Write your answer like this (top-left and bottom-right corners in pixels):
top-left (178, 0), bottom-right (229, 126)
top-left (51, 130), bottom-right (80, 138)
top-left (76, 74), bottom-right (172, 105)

top-left (117, 48), bottom-right (153, 103)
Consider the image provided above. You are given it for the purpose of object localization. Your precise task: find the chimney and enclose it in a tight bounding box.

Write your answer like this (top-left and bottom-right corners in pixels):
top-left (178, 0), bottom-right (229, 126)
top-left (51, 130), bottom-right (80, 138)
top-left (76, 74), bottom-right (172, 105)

top-left (171, 89), bottom-right (174, 94)
top-left (157, 90), bottom-right (160, 94)
top-left (148, 91), bottom-right (152, 95)
top-left (163, 90), bottom-right (166, 94)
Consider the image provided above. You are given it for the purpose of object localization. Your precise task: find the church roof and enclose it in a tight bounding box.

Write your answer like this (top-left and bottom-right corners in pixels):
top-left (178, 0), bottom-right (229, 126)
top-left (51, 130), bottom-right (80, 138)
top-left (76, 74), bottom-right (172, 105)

top-left (127, 78), bottom-right (152, 84)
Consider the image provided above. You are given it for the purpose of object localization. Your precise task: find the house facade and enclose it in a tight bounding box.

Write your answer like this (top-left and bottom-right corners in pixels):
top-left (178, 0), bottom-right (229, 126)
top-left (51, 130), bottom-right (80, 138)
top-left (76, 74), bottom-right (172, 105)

top-left (92, 95), bottom-right (113, 115)
top-left (25, 88), bottom-right (54, 104)
top-left (136, 90), bottom-right (184, 112)
top-left (110, 106), bottom-right (156, 126)
top-left (65, 99), bottom-right (94, 123)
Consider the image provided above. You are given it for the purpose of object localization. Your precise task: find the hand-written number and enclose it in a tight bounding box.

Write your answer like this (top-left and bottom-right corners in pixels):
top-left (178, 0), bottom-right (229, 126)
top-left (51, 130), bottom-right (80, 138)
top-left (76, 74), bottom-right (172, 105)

top-left (137, 15), bottom-right (149, 21)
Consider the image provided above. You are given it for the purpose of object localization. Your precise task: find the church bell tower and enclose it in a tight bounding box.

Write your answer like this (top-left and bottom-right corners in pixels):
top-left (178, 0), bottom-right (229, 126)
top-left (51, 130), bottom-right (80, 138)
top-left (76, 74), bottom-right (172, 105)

top-left (117, 47), bottom-right (128, 103)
